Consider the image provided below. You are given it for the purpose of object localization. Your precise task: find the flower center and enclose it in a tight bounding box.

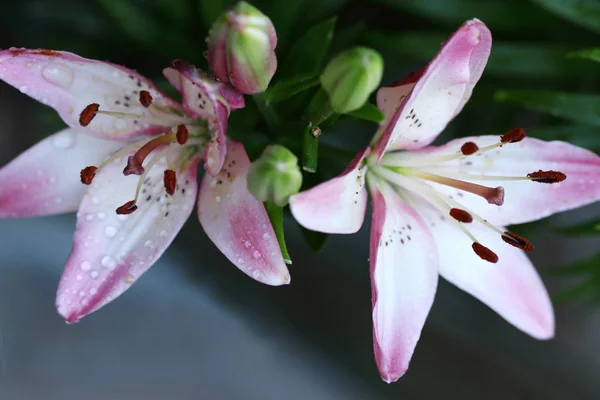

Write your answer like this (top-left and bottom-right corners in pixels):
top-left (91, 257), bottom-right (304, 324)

top-left (77, 94), bottom-right (208, 215)
top-left (368, 128), bottom-right (566, 263)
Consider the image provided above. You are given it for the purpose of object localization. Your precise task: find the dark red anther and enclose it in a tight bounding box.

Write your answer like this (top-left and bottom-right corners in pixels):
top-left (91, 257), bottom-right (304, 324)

top-left (472, 242), bottom-right (498, 263)
top-left (139, 90), bottom-right (153, 108)
top-left (80, 166), bottom-right (98, 185)
top-left (449, 208), bottom-right (473, 223)
top-left (164, 169), bottom-right (177, 196)
top-left (527, 170), bottom-right (566, 184)
top-left (502, 232), bottom-right (535, 252)
top-left (176, 125), bottom-right (189, 145)
top-left (79, 103), bottom-right (99, 127)
top-left (116, 200), bottom-right (137, 215)
top-left (460, 142), bottom-right (479, 156)
top-left (500, 128), bottom-right (526, 143)
top-left (123, 156), bottom-right (145, 176)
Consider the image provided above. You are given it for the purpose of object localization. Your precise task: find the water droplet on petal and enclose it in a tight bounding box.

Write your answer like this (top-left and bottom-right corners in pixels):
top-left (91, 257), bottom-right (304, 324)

top-left (89, 288), bottom-right (98, 295)
top-left (52, 131), bottom-right (76, 149)
top-left (19, 85), bottom-right (28, 94)
top-left (76, 274), bottom-right (83, 281)
top-left (252, 270), bottom-right (263, 280)
top-left (80, 261), bottom-right (91, 271)
top-left (101, 256), bottom-right (116, 270)
top-left (90, 270), bottom-right (99, 279)
top-left (113, 118), bottom-right (127, 131)
top-left (42, 63), bottom-right (74, 88)
top-left (104, 226), bottom-right (118, 238)
top-left (92, 196), bottom-right (100, 205)
top-left (253, 250), bottom-right (261, 259)
top-left (244, 240), bottom-right (251, 248)
top-left (237, 257), bottom-right (245, 264)
top-left (263, 233), bottom-right (271, 240)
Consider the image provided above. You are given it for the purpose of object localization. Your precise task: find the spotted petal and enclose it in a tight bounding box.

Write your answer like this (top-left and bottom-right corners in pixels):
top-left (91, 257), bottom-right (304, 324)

top-left (198, 139), bottom-right (290, 286)
top-left (0, 128), bottom-right (123, 218)
top-left (289, 148), bottom-right (370, 234)
top-left (369, 181), bottom-right (438, 383)
top-left (56, 152), bottom-right (199, 323)
top-left (0, 48), bottom-right (183, 139)
top-left (414, 136), bottom-right (600, 226)
top-left (413, 198), bottom-right (554, 339)
top-left (163, 60), bottom-right (245, 175)
top-left (373, 19), bottom-right (491, 159)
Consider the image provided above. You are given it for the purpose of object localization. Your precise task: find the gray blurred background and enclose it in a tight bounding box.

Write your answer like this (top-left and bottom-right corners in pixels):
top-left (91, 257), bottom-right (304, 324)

top-left (2, 0), bottom-right (600, 398)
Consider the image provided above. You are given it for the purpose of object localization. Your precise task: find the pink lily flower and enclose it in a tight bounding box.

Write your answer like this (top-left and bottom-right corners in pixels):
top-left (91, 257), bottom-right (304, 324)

top-left (0, 48), bottom-right (290, 323)
top-left (289, 19), bottom-right (600, 382)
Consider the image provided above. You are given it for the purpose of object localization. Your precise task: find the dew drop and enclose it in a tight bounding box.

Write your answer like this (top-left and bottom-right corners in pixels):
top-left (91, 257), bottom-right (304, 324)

top-left (80, 261), bottom-right (91, 271)
top-left (79, 291), bottom-right (86, 297)
top-left (52, 130), bottom-right (76, 149)
top-left (89, 288), bottom-right (98, 295)
top-left (263, 233), bottom-right (271, 240)
top-left (42, 63), bottom-right (75, 88)
top-left (92, 196), bottom-right (100, 205)
top-left (144, 240), bottom-right (153, 248)
top-left (113, 118), bottom-right (127, 131)
top-left (159, 230), bottom-right (167, 237)
top-left (19, 85), bottom-right (28, 94)
top-left (85, 214), bottom-right (94, 221)
top-left (253, 250), bottom-right (262, 259)
top-left (90, 270), bottom-right (99, 279)
top-left (104, 226), bottom-right (118, 238)
top-left (101, 255), bottom-right (117, 270)
top-left (252, 270), bottom-right (263, 280)
top-left (76, 274), bottom-right (83, 281)
top-left (215, 196), bottom-right (221, 203)
top-left (97, 212), bottom-right (106, 220)
top-left (237, 257), bottom-right (245, 264)
top-left (244, 240), bottom-right (251, 248)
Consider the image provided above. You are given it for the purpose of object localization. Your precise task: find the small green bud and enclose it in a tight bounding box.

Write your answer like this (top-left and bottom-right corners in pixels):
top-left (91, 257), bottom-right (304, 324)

top-left (247, 145), bottom-right (303, 207)
top-left (320, 47), bottom-right (383, 113)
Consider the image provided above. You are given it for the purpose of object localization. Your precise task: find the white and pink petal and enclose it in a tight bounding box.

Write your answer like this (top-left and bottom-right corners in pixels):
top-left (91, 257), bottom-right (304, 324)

top-left (198, 139), bottom-right (290, 286)
top-left (369, 181), bottom-right (439, 383)
top-left (289, 148), bottom-right (370, 234)
top-left (0, 48), bottom-right (183, 139)
top-left (0, 128), bottom-right (122, 218)
top-left (413, 198), bottom-right (554, 339)
top-left (373, 19), bottom-right (492, 158)
top-left (415, 136), bottom-right (600, 226)
top-left (56, 151), bottom-right (199, 323)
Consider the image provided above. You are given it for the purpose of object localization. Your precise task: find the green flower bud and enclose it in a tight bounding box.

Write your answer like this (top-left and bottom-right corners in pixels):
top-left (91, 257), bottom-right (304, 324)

top-left (247, 145), bottom-right (302, 207)
top-left (320, 47), bottom-right (383, 113)
top-left (207, 1), bottom-right (278, 94)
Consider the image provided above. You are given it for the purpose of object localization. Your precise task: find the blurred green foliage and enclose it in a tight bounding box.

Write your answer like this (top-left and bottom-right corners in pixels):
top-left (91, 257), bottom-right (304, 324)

top-left (2, 0), bottom-right (600, 302)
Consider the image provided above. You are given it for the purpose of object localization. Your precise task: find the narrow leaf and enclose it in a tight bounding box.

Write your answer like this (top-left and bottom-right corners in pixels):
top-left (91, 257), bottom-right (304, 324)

top-left (263, 75), bottom-right (320, 102)
top-left (559, 219), bottom-right (600, 236)
top-left (568, 48), bottom-right (600, 63)
top-left (300, 226), bottom-right (329, 253)
top-left (531, 0), bottom-right (600, 34)
top-left (302, 125), bottom-right (319, 173)
top-left (347, 103), bottom-right (385, 123)
top-left (265, 201), bottom-right (292, 264)
top-left (279, 17), bottom-right (337, 80)
top-left (494, 90), bottom-right (600, 127)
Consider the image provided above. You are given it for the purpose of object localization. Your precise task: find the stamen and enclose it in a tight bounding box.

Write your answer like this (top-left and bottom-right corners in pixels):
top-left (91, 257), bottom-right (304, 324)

top-left (139, 90), bottom-right (153, 108)
top-left (472, 242), bottom-right (498, 263)
top-left (403, 169), bottom-right (505, 206)
top-left (79, 103), bottom-right (99, 126)
top-left (80, 166), bottom-right (98, 185)
top-left (502, 231), bottom-right (535, 252)
top-left (176, 125), bottom-right (189, 145)
top-left (527, 170), bottom-right (566, 184)
top-left (123, 156), bottom-right (145, 176)
top-left (460, 142), bottom-right (479, 156)
top-left (163, 170), bottom-right (177, 195)
top-left (449, 208), bottom-right (473, 223)
top-left (500, 128), bottom-right (526, 144)
top-left (116, 200), bottom-right (138, 215)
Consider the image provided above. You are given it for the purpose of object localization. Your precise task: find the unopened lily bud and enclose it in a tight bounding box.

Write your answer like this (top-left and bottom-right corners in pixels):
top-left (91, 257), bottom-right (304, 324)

top-left (247, 145), bottom-right (302, 207)
top-left (320, 47), bottom-right (383, 113)
top-left (207, 1), bottom-right (277, 94)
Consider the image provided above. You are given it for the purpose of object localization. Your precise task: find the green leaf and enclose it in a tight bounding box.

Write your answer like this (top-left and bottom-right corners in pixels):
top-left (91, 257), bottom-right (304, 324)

top-left (302, 125), bottom-right (319, 173)
top-left (529, 124), bottom-right (600, 152)
top-left (531, 0), bottom-right (600, 34)
top-left (494, 90), bottom-right (600, 127)
top-left (300, 226), bottom-right (329, 253)
top-left (279, 17), bottom-right (337, 80)
top-left (265, 201), bottom-right (292, 264)
top-left (371, 0), bottom-right (566, 33)
top-left (568, 48), bottom-right (600, 63)
top-left (252, 94), bottom-right (284, 136)
top-left (559, 219), bottom-right (600, 235)
top-left (263, 75), bottom-right (320, 103)
top-left (347, 103), bottom-right (385, 123)
top-left (364, 31), bottom-right (596, 79)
